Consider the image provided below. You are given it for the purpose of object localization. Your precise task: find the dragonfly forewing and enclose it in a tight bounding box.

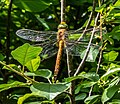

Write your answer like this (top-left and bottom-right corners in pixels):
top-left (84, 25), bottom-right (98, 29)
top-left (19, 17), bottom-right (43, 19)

top-left (16, 29), bottom-right (57, 42)
top-left (16, 28), bottom-right (106, 61)
top-left (16, 29), bottom-right (58, 58)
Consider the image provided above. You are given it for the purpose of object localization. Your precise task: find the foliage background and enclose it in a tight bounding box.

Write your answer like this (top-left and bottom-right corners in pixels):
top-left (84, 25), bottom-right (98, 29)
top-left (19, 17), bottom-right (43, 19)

top-left (0, 0), bottom-right (120, 104)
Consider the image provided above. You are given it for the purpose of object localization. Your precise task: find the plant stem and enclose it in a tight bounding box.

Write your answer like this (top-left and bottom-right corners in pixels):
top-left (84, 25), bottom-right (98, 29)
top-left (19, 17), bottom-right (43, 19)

top-left (89, 0), bottom-right (104, 96)
top-left (64, 91), bottom-right (75, 104)
top-left (0, 61), bottom-right (38, 83)
top-left (6, 0), bottom-right (13, 64)
top-left (61, 0), bottom-right (66, 22)
top-left (74, 12), bottom-right (100, 76)
top-left (77, 0), bottom-right (96, 41)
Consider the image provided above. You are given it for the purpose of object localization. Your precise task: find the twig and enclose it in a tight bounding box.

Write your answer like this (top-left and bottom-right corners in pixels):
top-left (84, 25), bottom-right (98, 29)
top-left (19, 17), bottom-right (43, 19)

top-left (74, 12), bottom-right (100, 76)
top-left (89, 0), bottom-right (104, 96)
top-left (77, 0), bottom-right (96, 41)
top-left (0, 61), bottom-right (38, 83)
top-left (61, 0), bottom-right (66, 22)
top-left (64, 91), bottom-right (75, 104)
top-left (6, 0), bottom-right (13, 64)
top-left (66, 49), bottom-right (71, 77)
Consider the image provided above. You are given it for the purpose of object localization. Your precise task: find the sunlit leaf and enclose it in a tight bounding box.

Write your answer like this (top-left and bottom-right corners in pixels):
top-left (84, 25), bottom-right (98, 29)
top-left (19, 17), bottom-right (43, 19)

top-left (0, 81), bottom-right (26, 92)
top-left (95, 4), bottom-right (106, 13)
top-left (101, 85), bottom-right (120, 103)
top-left (84, 95), bottom-right (100, 104)
top-left (17, 93), bottom-right (38, 104)
top-left (11, 43), bottom-right (42, 66)
top-left (103, 51), bottom-right (119, 62)
top-left (113, 0), bottom-right (120, 9)
top-left (25, 56), bottom-right (40, 72)
top-left (101, 68), bottom-right (120, 81)
top-left (30, 82), bottom-right (71, 100)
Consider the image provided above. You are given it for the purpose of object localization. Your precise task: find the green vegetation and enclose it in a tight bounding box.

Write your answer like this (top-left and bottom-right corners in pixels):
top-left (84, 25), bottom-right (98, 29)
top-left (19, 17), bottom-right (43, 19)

top-left (0, 0), bottom-right (120, 103)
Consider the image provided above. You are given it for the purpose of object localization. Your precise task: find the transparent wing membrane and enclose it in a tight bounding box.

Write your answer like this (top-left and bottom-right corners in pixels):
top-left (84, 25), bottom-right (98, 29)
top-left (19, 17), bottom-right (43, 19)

top-left (16, 28), bottom-right (106, 59)
top-left (16, 29), bottom-right (57, 42)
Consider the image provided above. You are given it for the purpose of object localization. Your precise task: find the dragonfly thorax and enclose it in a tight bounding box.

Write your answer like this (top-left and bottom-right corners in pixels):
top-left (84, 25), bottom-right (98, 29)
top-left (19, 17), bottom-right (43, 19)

top-left (57, 29), bottom-right (66, 42)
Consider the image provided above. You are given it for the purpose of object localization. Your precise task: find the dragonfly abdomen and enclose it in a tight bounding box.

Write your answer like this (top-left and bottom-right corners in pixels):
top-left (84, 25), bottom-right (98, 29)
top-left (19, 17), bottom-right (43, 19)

top-left (54, 40), bottom-right (64, 81)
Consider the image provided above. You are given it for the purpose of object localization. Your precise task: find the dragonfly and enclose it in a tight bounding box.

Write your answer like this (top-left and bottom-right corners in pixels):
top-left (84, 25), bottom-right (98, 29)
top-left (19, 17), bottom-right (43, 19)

top-left (16, 22), bottom-right (102, 81)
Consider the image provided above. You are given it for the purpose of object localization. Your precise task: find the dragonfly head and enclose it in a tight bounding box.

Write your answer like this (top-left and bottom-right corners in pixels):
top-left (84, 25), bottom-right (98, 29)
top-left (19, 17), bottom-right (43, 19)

top-left (58, 22), bottom-right (68, 29)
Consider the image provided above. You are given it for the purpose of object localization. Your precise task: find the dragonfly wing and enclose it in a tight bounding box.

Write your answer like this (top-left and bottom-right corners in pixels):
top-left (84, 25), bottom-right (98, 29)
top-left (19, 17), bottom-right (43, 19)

top-left (16, 29), bottom-right (57, 42)
top-left (35, 39), bottom-right (58, 58)
top-left (65, 42), bottom-right (100, 62)
top-left (16, 29), bottom-right (58, 58)
top-left (66, 28), bottom-right (106, 41)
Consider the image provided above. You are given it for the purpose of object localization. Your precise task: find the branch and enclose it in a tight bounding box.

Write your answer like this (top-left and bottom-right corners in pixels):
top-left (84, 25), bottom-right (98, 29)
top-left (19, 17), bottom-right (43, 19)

top-left (74, 12), bottom-right (100, 76)
top-left (0, 61), bottom-right (38, 83)
top-left (88, 0), bottom-right (104, 96)
top-left (61, 0), bottom-right (66, 22)
top-left (77, 0), bottom-right (96, 41)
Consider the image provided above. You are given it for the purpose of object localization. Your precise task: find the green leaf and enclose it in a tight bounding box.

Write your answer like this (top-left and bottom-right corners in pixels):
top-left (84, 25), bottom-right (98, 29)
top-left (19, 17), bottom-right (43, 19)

top-left (108, 99), bottom-right (120, 104)
top-left (103, 33), bottom-right (114, 45)
top-left (75, 93), bottom-right (87, 101)
top-left (2, 64), bottom-right (20, 71)
top-left (101, 85), bottom-right (120, 103)
top-left (106, 26), bottom-right (120, 41)
top-left (30, 82), bottom-right (71, 100)
top-left (17, 93), bottom-right (38, 104)
top-left (35, 69), bottom-right (52, 79)
top-left (11, 43), bottom-right (42, 66)
top-left (80, 81), bottom-right (97, 88)
top-left (95, 4), bottom-right (106, 13)
top-left (101, 68), bottom-right (120, 81)
top-left (84, 95), bottom-right (100, 104)
top-left (24, 69), bottom-right (52, 79)
top-left (78, 72), bottom-right (99, 82)
top-left (113, 0), bottom-right (120, 8)
top-left (65, 72), bottom-right (99, 82)
top-left (35, 15), bottom-right (50, 30)
top-left (80, 46), bottom-right (99, 62)
top-left (68, 33), bottom-right (82, 40)
top-left (13, 0), bottom-right (51, 12)
top-left (109, 76), bottom-right (120, 87)
top-left (25, 56), bottom-right (40, 72)
top-left (103, 51), bottom-right (119, 62)
top-left (0, 81), bottom-right (26, 92)
top-left (0, 53), bottom-right (4, 61)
